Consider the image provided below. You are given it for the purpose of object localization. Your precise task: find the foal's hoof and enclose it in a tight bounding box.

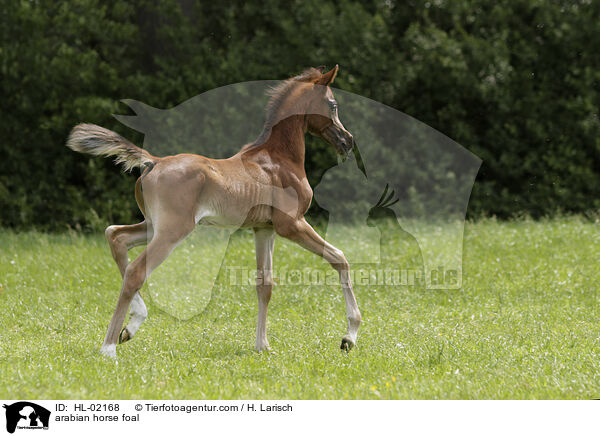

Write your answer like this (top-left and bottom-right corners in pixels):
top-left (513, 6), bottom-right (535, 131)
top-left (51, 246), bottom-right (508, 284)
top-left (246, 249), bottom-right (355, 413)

top-left (340, 336), bottom-right (355, 352)
top-left (118, 327), bottom-right (131, 344)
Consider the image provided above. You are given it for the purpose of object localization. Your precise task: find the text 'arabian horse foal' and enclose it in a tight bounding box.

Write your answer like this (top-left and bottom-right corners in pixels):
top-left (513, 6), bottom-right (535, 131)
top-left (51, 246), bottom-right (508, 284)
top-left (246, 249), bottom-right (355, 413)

top-left (66, 66), bottom-right (361, 358)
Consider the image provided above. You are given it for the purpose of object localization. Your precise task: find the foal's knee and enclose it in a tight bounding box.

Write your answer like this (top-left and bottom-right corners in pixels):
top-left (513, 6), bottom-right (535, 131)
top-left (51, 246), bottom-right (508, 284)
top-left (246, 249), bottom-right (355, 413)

top-left (256, 272), bottom-right (274, 303)
top-left (329, 247), bottom-right (349, 273)
top-left (256, 284), bottom-right (272, 304)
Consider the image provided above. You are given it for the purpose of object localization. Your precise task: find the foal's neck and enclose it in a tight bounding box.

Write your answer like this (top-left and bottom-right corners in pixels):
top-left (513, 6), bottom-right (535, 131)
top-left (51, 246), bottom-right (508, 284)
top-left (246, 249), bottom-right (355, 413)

top-left (263, 115), bottom-right (306, 165)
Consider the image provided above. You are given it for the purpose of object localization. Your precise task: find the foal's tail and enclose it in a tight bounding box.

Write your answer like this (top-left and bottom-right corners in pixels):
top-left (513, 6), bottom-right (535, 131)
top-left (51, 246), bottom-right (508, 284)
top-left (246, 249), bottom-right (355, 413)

top-left (66, 123), bottom-right (156, 172)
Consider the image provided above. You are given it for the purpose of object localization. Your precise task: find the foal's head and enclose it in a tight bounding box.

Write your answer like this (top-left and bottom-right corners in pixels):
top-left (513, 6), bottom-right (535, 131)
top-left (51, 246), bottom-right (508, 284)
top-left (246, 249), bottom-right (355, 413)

top-left (266, 65), bottom-right (354, 155)
top-left (304, 65), bottom-right (354, 155)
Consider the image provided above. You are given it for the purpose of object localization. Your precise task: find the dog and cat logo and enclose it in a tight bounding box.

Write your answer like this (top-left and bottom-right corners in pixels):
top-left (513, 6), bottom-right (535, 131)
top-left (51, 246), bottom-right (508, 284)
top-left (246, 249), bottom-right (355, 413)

top-left (2, 402), bottom-right (50, 433)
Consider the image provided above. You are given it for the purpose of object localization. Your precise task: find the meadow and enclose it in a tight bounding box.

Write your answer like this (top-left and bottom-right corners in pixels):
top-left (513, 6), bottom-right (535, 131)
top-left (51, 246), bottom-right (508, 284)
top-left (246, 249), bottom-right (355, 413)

top-left (1, 217), bottom-right (599, 399)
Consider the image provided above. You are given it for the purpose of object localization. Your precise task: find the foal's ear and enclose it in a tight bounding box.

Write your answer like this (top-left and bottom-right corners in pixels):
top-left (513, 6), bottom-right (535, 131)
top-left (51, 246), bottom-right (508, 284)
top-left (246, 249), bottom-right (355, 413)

top-left (316, 64), bottom-right (339, 86)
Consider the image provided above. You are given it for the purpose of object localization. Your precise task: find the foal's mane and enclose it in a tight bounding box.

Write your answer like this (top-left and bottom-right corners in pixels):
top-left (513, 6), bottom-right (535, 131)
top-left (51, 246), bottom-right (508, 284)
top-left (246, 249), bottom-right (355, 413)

top-left (248, 67), bottom-right (323, 147)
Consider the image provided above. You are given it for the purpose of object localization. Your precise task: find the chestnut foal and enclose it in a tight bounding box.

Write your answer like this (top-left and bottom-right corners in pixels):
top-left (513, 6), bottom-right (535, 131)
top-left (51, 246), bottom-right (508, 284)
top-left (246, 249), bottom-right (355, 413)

top-left (67, 65), bottom-right (361, 357)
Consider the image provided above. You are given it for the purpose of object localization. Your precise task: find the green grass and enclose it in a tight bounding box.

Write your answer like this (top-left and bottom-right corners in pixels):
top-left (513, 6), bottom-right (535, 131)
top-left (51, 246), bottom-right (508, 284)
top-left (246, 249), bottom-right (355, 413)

top-left (1, 217), bottom-right (599, 399)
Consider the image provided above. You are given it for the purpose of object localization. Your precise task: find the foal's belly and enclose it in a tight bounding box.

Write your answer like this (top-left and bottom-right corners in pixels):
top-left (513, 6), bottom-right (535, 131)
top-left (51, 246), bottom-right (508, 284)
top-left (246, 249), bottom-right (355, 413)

top-left (195, 204), bottom-right (273, 228)
top-left (194, 184), bottom-right (275, 228)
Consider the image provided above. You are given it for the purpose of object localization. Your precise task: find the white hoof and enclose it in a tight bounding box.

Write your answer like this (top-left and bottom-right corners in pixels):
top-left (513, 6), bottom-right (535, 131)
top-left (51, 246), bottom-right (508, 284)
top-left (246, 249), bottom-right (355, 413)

top-left (100, 344), bottom-right (117, 358)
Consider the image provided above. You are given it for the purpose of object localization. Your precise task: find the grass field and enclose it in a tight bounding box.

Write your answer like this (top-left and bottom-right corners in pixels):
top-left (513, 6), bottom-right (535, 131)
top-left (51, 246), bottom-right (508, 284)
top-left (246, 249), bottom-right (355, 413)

top-left (1, 217), bottom-right (599, 399)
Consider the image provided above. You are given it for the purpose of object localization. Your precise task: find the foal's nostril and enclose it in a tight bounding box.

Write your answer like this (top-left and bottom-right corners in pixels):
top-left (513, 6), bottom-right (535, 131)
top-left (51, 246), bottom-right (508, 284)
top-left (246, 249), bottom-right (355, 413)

top-left (344, 135), bottom-right (353, 151)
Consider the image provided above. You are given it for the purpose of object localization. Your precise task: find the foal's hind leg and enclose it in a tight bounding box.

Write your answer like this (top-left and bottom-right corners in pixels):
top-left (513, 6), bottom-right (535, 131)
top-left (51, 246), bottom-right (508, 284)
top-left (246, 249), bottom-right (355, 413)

top-left (118, 292), bottom-right (147, 344)
top-left (105, 221), bottom-right (153, 343)
top-left (100, 223), bottom-right (193, 357)
top-left (105, 221), bottom-right (152, 276)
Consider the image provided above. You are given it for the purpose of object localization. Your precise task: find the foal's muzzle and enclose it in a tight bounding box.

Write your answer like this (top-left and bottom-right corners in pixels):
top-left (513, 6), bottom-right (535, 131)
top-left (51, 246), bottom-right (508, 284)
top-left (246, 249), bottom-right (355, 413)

top-left (323, 125), bottom-right (354, 155)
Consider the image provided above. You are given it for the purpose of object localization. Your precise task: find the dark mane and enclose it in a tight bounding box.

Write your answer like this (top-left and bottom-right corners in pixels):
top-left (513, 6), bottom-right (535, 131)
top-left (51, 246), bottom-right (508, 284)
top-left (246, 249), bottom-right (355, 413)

top-left (248, 68), bottom-right (322, 147)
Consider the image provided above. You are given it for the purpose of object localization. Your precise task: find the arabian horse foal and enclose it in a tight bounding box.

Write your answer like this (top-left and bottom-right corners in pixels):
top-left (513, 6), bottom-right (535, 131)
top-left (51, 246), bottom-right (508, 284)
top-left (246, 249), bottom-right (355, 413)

top-left (67, 65), bottom-right (361, 357)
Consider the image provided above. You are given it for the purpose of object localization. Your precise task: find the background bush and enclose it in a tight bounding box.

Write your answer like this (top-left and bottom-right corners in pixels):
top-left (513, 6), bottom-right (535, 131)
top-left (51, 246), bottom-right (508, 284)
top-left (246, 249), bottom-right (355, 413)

top-left (1, 0), bottom-right (598, 230)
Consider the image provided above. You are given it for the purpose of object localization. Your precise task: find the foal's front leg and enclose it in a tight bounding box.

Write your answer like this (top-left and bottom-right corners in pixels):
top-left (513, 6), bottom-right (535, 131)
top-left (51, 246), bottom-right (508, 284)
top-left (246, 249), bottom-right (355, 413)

top-left (253, 228), bottom-right (276, 352)
top-left (275, 217), bottom-right (361, 351)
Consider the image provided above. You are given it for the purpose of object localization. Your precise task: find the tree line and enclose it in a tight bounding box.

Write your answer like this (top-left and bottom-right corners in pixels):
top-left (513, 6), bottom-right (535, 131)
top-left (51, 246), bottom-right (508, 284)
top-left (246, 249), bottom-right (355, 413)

top-left (1, 0), bottom-right (598, 230)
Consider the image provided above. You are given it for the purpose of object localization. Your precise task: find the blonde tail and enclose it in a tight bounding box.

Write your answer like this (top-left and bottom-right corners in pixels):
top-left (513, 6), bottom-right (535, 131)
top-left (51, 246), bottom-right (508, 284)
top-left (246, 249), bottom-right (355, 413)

top-left (66, 123), bottom-right (155, 171)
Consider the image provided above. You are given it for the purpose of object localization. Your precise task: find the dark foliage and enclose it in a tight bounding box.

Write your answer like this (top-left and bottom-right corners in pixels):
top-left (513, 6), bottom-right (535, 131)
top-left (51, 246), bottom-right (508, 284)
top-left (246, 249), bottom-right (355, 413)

top-left (1, 0), bottom-right (598, 230)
